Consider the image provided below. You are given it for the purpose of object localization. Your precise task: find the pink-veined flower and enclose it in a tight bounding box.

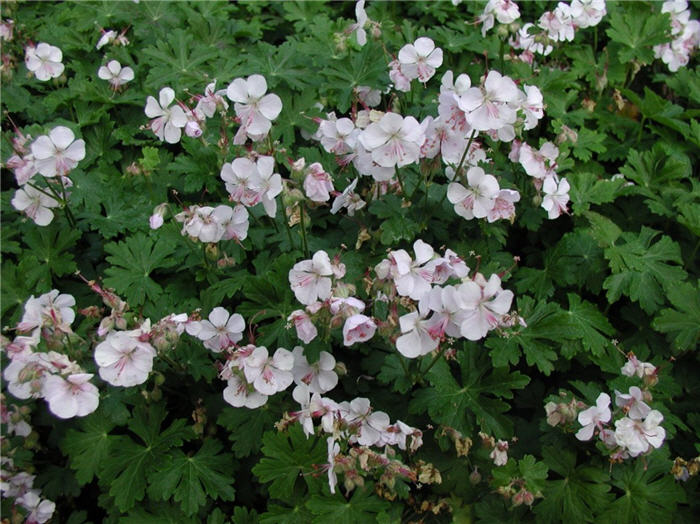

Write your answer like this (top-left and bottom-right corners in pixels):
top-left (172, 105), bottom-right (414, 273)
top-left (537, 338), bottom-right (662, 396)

top-left (342, 314), bottom-right (377, 346)
top-left (186, 307), bottom-right (244, 352)
top-left (30, 126), bottom-right (85, 177)
top-left (289, 251), bottom-right (334, 305)
top-left (359, 112), bottom-right (425, 168)
top-left (94, 331), bottom-right (156, 387)
top-left (42, 373), bottom-right (99, 419)
top-left (11, 185), bottom-right (60, 226)
top-left (144, 87), bottom-right (187, 144)
top-left (98, 60), bottom-right (134, 88)
top-left (575, 392), bottom-right (611, 441)
top-left (397, 37), bottom-right (443, 83)
top-left (25, 42), bottom-right (64, 81)
top-left (226, 74), bottom-right (282, 144)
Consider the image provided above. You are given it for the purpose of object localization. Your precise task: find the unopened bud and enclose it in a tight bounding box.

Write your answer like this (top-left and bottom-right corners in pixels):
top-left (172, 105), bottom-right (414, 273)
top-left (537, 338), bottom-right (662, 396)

top-left (334, 361), bottom-right (347, 376)
top-left (469, 467), bottom-right (481, 484)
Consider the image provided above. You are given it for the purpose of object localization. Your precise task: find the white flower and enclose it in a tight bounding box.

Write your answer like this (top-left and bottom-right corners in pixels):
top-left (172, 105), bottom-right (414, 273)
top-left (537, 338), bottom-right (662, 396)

top-left (303, 162), bottom-right (334, 203)
top-left (98, 60), bottom-right (134, 88)
top-left (457, 274), bottom-right (513, 340)
top-left (144, 87), bottom-right (187, 144)
top-left (96, 29), bottom-right (117, 49)
top-left (352, 0), bottom-right (368, 46)
top-left (243, 346), bottom-right (295, 396)
top-left (25, 42), bottom-right (64, 81)
top-left (289, 251), bottom-right (334, 305)
top-left (194, 80), bottom-right (229, 119)
top-left (330, 178), bottom-right (365, 215)
top-left (396, 311), bottom-right (439, 358)
top-left (288, 310), bottom-right (318, 344)
top-left (11, 185), bottom-right (60, 226)
top-left (94, 331), bottom-right (156, 387)
top-left (575, 392), bottom-right (611, 441)
top-left (398, 37), bottom-right (443, 83)
top-left (186, 307), bottom-right (244, 352)
top-left (342, 314), bottom-right (377, 346)
top-left (17, 290), bottom-right (75, 333)
top-left (42, 373), bottom-right (99, 419)
top-left (614, 410), bottom-right (666, 456)
top-left (456, 71), bottom-right (522, 132)
top-left (541, 176), bottom-right (570, 219)
top-left (16, 491), bottom-right (55, 524)
top-left (223, 374), bottom-right (268, 409)
top-left (359, 112), bottom-right (425, 168)
top-left (614, 386), bottom-right (651, 420)
top-left (30, 126), bottom-right (85, 177)
top-left (292, 347), bottom-right (338, 394)
top-left (447, 167), bottom-right (500, 220)
top-left (226, 74), bottom-right (282, 144)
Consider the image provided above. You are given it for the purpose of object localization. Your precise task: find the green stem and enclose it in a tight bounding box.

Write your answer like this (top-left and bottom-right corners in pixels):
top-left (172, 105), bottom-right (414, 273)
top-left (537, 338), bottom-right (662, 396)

top-left (394, 165), bottom-right (406, 197)
top-left (57, 176), bottom-right (76, 226)
top-left (421, 346), bottom-right (446, 379)
top-left (499, 39), bottom-right (505, 74)
top-left (26, 182), bottom-right (59, 201)
top-left (298, 203), bottom-right (309, 258)
top-left (282, 211), bottom-right (295, 250)
top-left (398, 353), bottom-right (411, 382)
top-left (455, 130), bottom-right (478, 183)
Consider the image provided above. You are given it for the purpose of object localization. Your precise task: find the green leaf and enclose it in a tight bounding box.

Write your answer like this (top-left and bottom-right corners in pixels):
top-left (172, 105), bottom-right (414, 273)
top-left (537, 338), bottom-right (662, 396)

top-left (486, 297), bottom-right (567, 375)
top-left (252, 425), bottom-right (326, 501)
top-left (606, 6), bottom-right (670, 64)
top-left (571, 128), bottom-right (607, 162)
top-left (217, 405), bottom-right (278, 458)
top-left (377, 354), bottom-right (414, 394)
top-left (603, 227), bottom-right (687, 314)
top-left (652, 281), bottom-right (700, 352)
top-left (598, 454), bottom-right (685, 524)
top-left (410, 349), bottom-right (529, 438)
top-left (21, 226), bottom-right (80, 283)
top-left (535, 447), bottom-right (614, 523)
top-left (306, 486), bottom-right (390, 523)
top-left (564, 294), bottom-right (615, 357)
top-left (103, 232), bottom-right (178, 306)
top-left (100, 404), bottom-right (193, 512)
top-left (149, 440), bottom-right (236, 516)
top-left (61, 415), bottom-right (116, 485)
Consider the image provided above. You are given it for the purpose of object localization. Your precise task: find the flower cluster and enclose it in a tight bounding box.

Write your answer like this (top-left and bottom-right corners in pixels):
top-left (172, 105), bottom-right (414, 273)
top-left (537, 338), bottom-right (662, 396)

top-left (375, 240), bottom-right (516, 357)
top-left (174, 204), bottom-right (249, 243)
top-left (1, 457), bottom-right (55, 524)
top-left (510, 140), bottom-right (570, 219)
top-left (479, 0), bottom-right (521, 37)
top-left (653, 0), bottom-right (700, 72)
top-left (94, 312), bottom-right (187, 388)
top-left (284, 391), bottom-right (423, 494)
top-left (286, 250), bottom-right (378, 347)
top-left (8, 125), bottom-right (85, 226)
top-left (573, 355), bottom-right (666, 460)
top-left (220, 155), bottom-right (282, 218)
top-left (2, 291), bottom-right (99, 419)
top-left (510, 0), bottom-right (607, 63)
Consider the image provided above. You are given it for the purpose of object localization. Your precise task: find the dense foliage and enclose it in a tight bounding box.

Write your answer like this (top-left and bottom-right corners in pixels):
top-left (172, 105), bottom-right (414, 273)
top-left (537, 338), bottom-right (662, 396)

top-left (1, 1), bottom-right (698, 523)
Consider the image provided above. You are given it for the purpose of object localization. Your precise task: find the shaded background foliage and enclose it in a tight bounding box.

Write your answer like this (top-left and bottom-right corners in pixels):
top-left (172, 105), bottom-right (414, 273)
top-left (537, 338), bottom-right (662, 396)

top-left (1, 1), bottom-right (698, 523)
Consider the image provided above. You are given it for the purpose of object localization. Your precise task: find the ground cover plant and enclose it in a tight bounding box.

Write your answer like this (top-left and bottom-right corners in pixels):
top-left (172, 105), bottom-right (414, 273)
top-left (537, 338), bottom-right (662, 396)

top-left (1, 0), bottom-right (699, 522)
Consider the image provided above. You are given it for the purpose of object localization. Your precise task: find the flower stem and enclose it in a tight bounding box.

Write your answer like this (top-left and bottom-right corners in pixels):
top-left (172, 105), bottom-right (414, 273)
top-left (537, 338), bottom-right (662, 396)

top-left (298, 203), bottom-right (310, 258)
top-left (394, 165), bottom-right (406, 197)
top-left (57, 176), bottom-right (76, 226)
top-left (455, 130), bottom-right (478, 184)
top-left (421, 346), bottom-right (446, 378)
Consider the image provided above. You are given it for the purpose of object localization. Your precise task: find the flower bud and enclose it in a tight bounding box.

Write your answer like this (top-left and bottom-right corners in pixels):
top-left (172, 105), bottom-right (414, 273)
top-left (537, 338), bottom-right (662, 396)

top-left (469, 467), bottom-right (481, 484)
